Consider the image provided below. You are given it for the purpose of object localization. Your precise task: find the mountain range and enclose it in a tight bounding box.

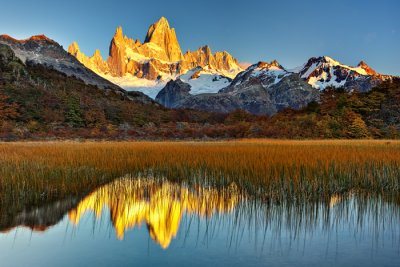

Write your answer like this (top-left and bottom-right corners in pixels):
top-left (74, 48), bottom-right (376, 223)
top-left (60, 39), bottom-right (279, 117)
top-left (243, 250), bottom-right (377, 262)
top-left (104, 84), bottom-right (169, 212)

top-left (0, 16), bottom-right (399, 140)
top-left (66, 17), bottom-right (396, 115)
top-left (68, 17), bottom-right (242, 97)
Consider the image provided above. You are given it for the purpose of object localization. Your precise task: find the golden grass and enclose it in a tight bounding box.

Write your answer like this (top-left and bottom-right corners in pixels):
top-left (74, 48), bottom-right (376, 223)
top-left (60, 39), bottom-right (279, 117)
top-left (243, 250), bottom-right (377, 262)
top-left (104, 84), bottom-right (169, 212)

top-left (0, 139), bottom-right (399, 210)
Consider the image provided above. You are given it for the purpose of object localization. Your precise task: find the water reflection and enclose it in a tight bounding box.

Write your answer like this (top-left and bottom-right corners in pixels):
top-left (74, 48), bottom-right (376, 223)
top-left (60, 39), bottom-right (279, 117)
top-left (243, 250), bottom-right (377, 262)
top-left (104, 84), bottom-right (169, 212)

top-left (68, 177), bottom-right (242, 249)
top-left (0, 176), bottom-right (399, 267)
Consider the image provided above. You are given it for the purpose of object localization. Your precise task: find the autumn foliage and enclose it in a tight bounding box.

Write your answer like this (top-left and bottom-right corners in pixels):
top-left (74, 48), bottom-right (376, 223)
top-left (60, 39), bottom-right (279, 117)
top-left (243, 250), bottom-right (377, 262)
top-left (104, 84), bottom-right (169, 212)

top-left (0, 41), bottom-right (399, 140)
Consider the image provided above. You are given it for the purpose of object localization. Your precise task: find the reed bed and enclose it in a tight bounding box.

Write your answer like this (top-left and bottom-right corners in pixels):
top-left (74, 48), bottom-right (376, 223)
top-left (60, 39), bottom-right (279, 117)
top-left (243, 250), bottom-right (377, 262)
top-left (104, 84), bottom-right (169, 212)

top-left (0, 140), bottom-right (399, 212)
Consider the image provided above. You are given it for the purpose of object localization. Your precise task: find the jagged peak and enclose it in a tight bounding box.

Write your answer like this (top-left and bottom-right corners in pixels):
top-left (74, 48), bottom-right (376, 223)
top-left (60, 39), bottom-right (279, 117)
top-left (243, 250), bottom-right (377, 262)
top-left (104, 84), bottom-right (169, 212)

top-left (69, 41), bottom-right (80, 50)
top-left (200, 45), bottom-right (211, 49)
top-left (113, 26), bottom-right (124, 41)
top-left (0, 34), bottom-right (56, 44)
top-left (255, 61), bottom-right (284, 70)
top-left (357, 60), bottom-right (369, 68)
top-left (68, 41), bottom-right (80, 55)
top-left (200, 45), bottom-right (212, 54)
top-left (93, 49), bottom-right (102, 59)
top-left (307, 56), bottom-right (341, 65)
top-left (304, 56), bottom-right (381, 76)
top-left (357, 60), bottom-right (378, 75)
top-left (155, 16), bottom-right (170, 29)
top-left (145, 17), bottom-right (173, 43)
top-left (270, 59), bottom-right (282, 68)
top-left (218, 51), bottom-right (230, 56)
top-left (256, 61), bottom-right (269, 68)
top-left (29, 35), bottom-right (55, 42)
top-left (143, 17), bottom-right (183, 62)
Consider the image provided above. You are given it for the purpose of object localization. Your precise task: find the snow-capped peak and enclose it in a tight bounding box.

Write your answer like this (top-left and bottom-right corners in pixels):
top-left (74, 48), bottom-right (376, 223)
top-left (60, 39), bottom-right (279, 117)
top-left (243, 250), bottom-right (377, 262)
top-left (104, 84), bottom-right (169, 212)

top-left (247, 60), bottom-right (285, 71)
top-left (299, 56), bottom-right (371, 78)
top-left (229, 60), bottom-right (289, 89)
top-left (295, 56), bottom-right (387, 90)
top-left (177, 66), bottom-right (231, 95)
top-left (357, 60), bottom-right (379, 76)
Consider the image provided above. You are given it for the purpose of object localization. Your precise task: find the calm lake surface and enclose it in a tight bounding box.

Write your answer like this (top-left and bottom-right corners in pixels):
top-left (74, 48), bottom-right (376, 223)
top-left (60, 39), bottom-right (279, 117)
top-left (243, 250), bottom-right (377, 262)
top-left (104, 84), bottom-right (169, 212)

top-left (0, 176), bottom-right (399, 267)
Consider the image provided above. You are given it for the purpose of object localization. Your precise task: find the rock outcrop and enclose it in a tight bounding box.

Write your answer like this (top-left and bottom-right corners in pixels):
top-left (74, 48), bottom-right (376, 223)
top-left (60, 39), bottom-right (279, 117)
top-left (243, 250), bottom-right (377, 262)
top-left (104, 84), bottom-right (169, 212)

top-left (183, 46), bottom-right (241, 78)
top-left (144, 17), bottom-right (184, 62)
top-left (297, 56), bottom-right (389, 92)
top-left (155, 79), bottom-right (191, 108)
top-left (68, 17), bottom-right (243, 83)
top-left (156, 55), bottom-right (396, 115)
top-left (0, 34), bottom-right (122, 91)
top-left (156, 61), bottom-right (319, 115)
top-left (108, 26), bottom-right (127, 76)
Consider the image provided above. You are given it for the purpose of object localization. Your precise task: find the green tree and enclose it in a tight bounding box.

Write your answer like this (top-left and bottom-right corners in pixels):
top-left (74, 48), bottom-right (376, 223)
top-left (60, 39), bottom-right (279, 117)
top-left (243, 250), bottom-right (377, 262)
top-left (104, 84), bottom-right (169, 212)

top-left (64, 95), bottom-right (84, 127)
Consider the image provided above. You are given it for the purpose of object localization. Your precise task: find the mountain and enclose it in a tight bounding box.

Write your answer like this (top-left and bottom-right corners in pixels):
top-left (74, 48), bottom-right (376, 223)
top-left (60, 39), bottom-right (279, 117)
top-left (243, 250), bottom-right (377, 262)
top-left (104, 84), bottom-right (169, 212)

top-left (68, 17), bottom-right (242, 95)
top-left (144, 16), bottom-right (184, 62)
top-left (0, 34), bottom-right (124, 92)
top-left (183, 45), bottom-right (241, 78)
top-left (156, 61), bottom-right (319, 115)
top-left (294, 56), bottom-right (391, 92)
top-left (156, 56), bottom-right (396, 115)
top-left (1, 37), bottom-right (399, 140)
top-left (176, 66), bottom-right (232, 94)
top-left (0, 41), bottom-right (256, 140)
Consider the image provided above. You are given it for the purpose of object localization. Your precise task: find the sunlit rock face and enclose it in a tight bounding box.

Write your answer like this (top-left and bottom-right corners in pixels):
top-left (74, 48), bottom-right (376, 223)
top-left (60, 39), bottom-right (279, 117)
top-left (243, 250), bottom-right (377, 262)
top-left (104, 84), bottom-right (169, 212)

top-left (68, 17), bottom-right (242, 82)
top-left (183, 46), bottom-right (241, 78)
top-left (108, 27), bottom-right (127, 77)
top-left (68, 177), bottom-right (241, 249)
top-left (144, 17), bottom-right (184, 62)
top-left (0, 34), bottom-right (122, 91)
top-left (296, 56), bottom-right (391, 92)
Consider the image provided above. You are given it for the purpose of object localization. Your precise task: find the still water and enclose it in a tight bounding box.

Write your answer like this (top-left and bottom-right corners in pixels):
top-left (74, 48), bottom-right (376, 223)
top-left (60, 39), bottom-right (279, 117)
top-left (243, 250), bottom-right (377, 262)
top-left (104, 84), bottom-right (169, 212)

top-left (0, 177), bottom-right (399, 267)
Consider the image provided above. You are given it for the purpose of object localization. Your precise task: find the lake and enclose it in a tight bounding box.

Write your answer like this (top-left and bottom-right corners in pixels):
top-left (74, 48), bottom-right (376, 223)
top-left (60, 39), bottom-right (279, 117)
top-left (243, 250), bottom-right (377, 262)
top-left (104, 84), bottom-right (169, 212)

top-left (1, 176), bottom-right (399, 267)
top-left (0, 141), bottom-right (399, 266)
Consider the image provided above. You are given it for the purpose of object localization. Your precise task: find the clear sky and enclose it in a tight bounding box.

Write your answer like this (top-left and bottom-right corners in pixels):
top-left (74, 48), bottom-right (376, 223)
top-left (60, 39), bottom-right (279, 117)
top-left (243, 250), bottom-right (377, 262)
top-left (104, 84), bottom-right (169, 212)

top-left (0, 0), bottom-right (399, 75)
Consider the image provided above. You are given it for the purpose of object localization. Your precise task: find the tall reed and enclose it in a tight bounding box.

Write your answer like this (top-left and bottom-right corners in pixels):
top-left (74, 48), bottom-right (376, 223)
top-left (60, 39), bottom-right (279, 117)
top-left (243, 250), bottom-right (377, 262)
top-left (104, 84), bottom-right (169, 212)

top-left (0, 140), bottom-right (399, 213)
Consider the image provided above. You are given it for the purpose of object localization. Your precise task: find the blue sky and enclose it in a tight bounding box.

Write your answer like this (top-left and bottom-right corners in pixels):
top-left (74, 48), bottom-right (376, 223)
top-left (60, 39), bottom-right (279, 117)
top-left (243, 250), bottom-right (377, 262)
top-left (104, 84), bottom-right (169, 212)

top-left (0, 0), bottom-right (399, 75)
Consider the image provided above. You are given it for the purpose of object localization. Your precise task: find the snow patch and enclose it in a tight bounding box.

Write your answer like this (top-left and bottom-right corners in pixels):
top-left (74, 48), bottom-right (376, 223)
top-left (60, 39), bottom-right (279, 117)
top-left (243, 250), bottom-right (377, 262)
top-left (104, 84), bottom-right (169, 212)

top-left (100, 73), bottom-right (168, 99)
top-left (307, 67), bottom-right (347, 90)
top-left (179, 68), bottom-right (231, 95)
top-left (125, 47), bottom-right (150, 63)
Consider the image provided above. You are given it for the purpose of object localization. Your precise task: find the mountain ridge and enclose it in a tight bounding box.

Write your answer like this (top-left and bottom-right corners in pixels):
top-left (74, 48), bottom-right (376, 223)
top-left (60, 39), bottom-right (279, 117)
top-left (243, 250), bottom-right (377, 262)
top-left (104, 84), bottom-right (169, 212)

top-left (68, 17), bottom-right (242, 87)
top-left (0, 34), bottom-right (129, 93)
top-left (156, 56), bottom-right (397, 115)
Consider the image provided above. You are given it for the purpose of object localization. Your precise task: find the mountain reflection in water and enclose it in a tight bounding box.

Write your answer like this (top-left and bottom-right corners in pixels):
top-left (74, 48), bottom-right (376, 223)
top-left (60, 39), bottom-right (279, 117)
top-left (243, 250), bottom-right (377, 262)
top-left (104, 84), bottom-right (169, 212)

top-left (68, 177), bottom-right (241, 249)
top-left (1, 175), bottom-right (399, 266)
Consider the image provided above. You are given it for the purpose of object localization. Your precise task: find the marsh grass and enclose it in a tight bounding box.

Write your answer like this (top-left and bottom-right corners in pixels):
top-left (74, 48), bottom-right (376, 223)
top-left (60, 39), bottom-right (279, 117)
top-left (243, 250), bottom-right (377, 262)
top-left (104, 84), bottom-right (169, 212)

top-left (0, 140), bottom-right (399, 221)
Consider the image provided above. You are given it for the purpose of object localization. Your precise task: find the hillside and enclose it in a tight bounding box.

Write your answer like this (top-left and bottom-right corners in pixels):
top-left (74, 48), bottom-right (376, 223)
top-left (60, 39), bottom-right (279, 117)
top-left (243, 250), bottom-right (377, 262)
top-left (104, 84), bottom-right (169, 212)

top-left (1, 41), bottom-right (399, 140)
top-left (0, 44), bottom-right (234, 139)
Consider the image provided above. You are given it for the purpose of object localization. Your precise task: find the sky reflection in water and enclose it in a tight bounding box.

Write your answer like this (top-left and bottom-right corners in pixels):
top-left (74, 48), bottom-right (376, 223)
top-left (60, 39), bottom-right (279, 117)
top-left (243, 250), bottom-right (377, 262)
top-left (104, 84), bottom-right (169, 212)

top-left (0, 177), bottom-right (399, 267)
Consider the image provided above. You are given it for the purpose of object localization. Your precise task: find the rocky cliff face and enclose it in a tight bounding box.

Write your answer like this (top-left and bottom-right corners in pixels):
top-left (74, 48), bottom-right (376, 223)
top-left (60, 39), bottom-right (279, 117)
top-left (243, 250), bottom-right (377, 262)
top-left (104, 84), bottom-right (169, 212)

top-left (155, 56), bottom-right (395, 115)
top-left (68, 42), bottom-right (109, 75)
top-left (296, 56), bottom-right (389, 92)
top-left (107, 26), bottom-right (127, 76)
top-left (144, 17), bottom-right (184, 62)
top-left (183, 46), bottom-right (241, 78)
top-left (0, 34), bottom-right (123, 91)
top-left (68, 17), bottom-right (243, 83)
top-left (155, 79), bottom-right (191, 108)
top-left (156, 61), bottom-right (319, 115)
